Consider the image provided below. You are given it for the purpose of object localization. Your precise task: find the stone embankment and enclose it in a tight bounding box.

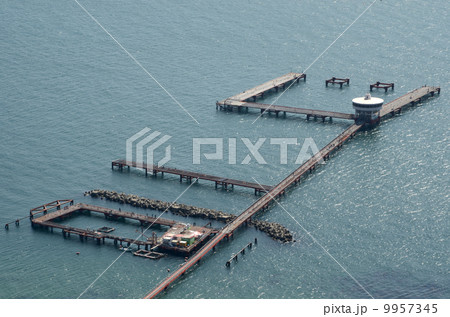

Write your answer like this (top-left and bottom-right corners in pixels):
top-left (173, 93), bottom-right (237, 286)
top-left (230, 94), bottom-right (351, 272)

top-left (85, 189), bottom-right (293, 242)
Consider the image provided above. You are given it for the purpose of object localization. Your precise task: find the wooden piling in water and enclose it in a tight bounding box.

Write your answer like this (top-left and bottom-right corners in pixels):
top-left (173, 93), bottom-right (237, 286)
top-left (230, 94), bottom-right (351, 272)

top-left (370, 81), bottom-right (394, 92)
top-left (325, 77), bottom-right (350, 88)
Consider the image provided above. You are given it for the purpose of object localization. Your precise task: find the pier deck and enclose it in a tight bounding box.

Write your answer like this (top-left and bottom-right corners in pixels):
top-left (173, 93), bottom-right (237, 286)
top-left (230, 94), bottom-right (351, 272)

top-left (37, 220), bottom-right (157, 248)
top-left (32, 203), bottom-right (216, 253)
top-left (144, 123), bottom-right (363, 299)
top-left (219, 72), bottom-right (305, 103)
top-left (112, 159), bottom-right (273, 194)
top-left (30, 199), bottom-right (74, 218)
top-left (33, 203), bottom-right (178, 227)
top-left (380, 86), bottom-right (440, 118)
top-left (217, 99), bottom-right (355, 121)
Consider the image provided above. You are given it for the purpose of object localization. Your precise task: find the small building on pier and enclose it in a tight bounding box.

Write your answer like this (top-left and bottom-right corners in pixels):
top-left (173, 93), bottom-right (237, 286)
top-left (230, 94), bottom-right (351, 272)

top-left (352, 93), bottom-right (384, 125)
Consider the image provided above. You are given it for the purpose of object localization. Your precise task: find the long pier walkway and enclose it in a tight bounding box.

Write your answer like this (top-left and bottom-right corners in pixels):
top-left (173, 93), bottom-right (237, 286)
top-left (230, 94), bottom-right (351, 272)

top-left (33, 203), bottom-right (178, 227)
top-left (144, 122), bottom-right (363, 298)
top-left (380, 86), bottom-right (440, 118)
top-left (219, 72), bottom-right (305, 103)
top-left (216, 72), bottom-right (354, 122)
top-left (217, 99), bottom-right (355, 121)
top-left (112, 159), bottom-right (273, 194)
top-left (223, 123), bottom-right (362, 234)
top-left (144, 85), bottom-right (440, 299)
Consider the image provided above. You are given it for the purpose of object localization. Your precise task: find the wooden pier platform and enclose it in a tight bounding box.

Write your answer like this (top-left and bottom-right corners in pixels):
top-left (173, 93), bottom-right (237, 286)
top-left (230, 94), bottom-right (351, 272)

top-left (380, 86), bottom-right (440, 118)
top-left (217, 99), bottom-right (355, 121)
top-left (31, 202), bottom-right (216, 253)
top-left (33, 203), bottom-right (178, 227)
top-left (216, 73), bottom-right (354, 122)
top-left (38, 220), bottom-right (158, 249)
top-left (370, 82), bottom-right (394, 92)
top-left (112, 159), bottom-right (273, 194)
top-left (30, 199), bottom-right (74, 218)
top-left (325, 77), bottom-right (350, 88)
top-left (219, 72), bottom-right (305, 103)
top-left (144, 123), bottom-right (363, 299)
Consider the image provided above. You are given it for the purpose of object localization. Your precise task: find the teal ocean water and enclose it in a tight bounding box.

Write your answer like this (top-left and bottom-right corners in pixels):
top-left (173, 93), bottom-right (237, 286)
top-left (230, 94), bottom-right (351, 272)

top-left (0, 0), bottom-right (448, 298)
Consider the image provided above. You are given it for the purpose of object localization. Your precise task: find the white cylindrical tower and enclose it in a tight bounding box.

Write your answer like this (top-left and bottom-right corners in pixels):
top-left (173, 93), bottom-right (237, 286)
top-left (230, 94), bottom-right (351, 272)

top-left (352, 93), bottom-right (384, 124)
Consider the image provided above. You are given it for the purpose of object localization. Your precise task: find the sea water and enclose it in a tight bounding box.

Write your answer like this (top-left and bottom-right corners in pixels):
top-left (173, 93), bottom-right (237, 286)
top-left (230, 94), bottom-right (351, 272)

top-left (0, 0), bottom-right (448, 298)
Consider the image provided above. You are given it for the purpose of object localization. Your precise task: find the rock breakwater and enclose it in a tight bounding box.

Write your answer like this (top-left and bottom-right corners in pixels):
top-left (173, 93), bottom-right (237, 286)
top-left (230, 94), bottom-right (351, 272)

top-left (85, 189), bottom-right (293, 242)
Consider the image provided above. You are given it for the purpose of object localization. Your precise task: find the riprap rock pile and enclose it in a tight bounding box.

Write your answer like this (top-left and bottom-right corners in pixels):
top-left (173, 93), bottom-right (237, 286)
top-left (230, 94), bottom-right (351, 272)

top-left (85, 189), bottom-right (293, 242)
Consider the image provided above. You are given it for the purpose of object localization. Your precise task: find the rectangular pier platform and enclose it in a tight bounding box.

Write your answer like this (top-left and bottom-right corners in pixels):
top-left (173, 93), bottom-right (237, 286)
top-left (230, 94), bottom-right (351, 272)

top-left (112, 159), bottom-right (273, 194)
top-left (31, 202), bottom-right (216, 255)
top-left (217, 99), bottom-right (355, 121)
top-left (219, 72), bottom-right (305, 103)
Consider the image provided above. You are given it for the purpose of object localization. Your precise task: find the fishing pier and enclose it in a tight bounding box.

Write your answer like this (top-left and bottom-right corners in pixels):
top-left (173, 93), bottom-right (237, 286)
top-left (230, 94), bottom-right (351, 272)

top-left (216, 99), bottom-right (355, 122)
top-left (143, 121), bottom-right (363, 298)
top-left (14, 73), bottom-right (440, 299)
top-left (216, 72), bottom-right (355, 122)
top-left (218, 72), bottom-right (306, 104)
top-left (111, 159), bottom-right (273, 194)
top-left (379, 86), bottom-right (440, 117)
top-left (143, 74), bottom-right (440, 298)
top-left (30, 201), bottom-right (216, 254)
